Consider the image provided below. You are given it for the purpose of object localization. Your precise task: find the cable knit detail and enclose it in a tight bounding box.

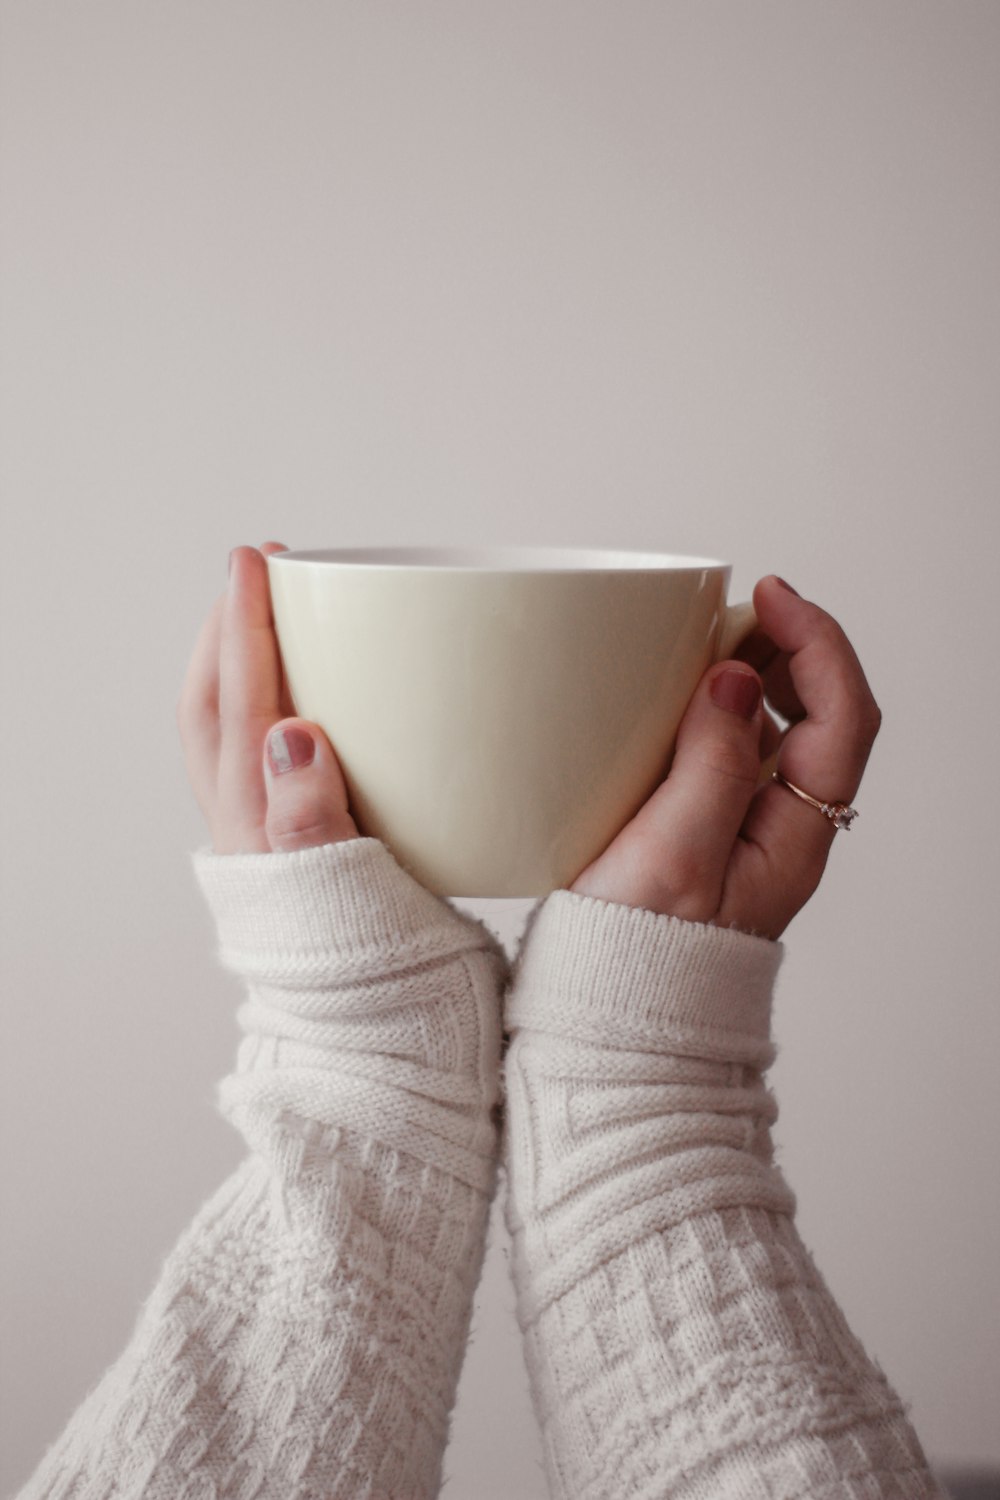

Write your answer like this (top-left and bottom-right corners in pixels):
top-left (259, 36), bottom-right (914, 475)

top-left (12, 847), bottom-right (946, 1500)
top-left (502, 889), bottom-right (946, 1500)
top-left (16, 838), bottom-right (506, 1500)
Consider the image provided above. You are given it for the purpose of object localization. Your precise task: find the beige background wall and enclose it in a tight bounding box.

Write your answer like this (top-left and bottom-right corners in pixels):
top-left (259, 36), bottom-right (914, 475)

top-left (1, 3), bottom-right (998, 1494)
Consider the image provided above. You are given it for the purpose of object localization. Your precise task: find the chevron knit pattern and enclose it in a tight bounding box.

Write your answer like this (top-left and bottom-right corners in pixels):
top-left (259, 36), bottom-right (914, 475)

top-left (15, 838), bottom-right (507, 1500)
top-left (502, 889), bottom-right (946, 1500)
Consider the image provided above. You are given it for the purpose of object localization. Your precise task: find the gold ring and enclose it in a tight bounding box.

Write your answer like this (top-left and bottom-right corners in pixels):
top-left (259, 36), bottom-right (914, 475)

top-left (772, 772), bottom-right (859, 831)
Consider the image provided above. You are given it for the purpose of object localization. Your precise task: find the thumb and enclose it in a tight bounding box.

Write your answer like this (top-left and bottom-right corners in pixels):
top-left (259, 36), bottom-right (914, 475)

top-left (625, 661), bottom-right (764, 922)
top-left (263, 719), bottom-right (360, 853)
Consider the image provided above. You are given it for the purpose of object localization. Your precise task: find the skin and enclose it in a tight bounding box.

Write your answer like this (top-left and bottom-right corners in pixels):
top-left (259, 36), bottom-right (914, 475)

top-left (177, 545), bottom-right (881, 941)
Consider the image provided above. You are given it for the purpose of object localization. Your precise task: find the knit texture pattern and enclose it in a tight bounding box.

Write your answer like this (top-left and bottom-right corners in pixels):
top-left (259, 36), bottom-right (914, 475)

top-left (502, 890), bottom-right (946, 1500)
top-left (16, 837), bottom-right (507, 1500)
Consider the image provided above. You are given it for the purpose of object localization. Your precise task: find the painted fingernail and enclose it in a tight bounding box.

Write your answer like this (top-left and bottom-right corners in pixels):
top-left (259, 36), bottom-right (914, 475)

top-left (775, 577), bottom-right (799, 595)
top-left (711, 668), bottom-right (761, 720)
top-left (267, 727), bottom-right (315, 775)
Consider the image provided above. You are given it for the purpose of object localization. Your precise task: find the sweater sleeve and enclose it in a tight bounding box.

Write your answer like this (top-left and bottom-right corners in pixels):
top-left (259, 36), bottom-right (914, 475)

top-left (502, 890), bottom-right (945, 1500)
top-left (16, 836), bottom-right (507, 1500)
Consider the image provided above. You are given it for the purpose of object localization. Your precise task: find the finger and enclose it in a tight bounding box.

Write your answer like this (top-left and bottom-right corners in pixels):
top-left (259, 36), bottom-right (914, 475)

top-left (740, 575), bottom-right (881, 888)
top-left (625, 662), bottom-right (764, 922)
top-left (217, 546), bottom-right (288, 850)
top-left (259, 540), bottom-right (296, 719)
top-left (263, 719), bottom-right (359, 853)
top-left (736, 628), bottom-right (805, 726)
top-left (177, 588), bottom-right (225, 729)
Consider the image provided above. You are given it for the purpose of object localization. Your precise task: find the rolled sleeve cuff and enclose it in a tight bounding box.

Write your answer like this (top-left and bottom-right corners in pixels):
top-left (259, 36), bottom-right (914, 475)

top-left (506, 890), bottom-right (782, 1068)
top-left (192, 836), bottom-right (507, 976)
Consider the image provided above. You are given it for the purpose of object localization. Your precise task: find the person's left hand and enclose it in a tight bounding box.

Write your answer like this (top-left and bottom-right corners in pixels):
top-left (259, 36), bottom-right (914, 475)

top-left (568, 575), bottom-right (881, 940)
top-left (177, 543), bottom-right (359, 855)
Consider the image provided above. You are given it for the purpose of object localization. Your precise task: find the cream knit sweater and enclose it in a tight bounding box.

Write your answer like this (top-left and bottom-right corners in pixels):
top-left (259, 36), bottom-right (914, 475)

top-left (13, 838), bottom-right (943, 1500)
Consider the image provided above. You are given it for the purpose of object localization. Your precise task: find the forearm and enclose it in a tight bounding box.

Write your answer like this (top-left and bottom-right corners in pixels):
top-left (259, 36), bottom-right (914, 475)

top-left (503, 891), bottom-right (943, 1500)
top-left (18, 838), bottom-right (506, 1500)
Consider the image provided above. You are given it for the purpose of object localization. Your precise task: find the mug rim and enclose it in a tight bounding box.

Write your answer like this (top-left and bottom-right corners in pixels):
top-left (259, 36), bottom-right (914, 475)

top-left (266, 546), bottom-right (731, 572)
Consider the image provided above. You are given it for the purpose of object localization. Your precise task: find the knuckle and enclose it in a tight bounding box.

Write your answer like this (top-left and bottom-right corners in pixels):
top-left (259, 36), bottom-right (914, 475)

top-left (816, 609), bottom-right (846, 643)
top-left (177, 683), bottom-right (217, 730)
top-left (842, 694), bottom-right (882, 756)
top-left (862, 699), bottom-right (883, 741)
top-left (175, 691), bottom-right (202, 737)
top-left (814, 614), bottom-right (860, 672)
top-left (696, 740), bottom-right (760, 789)
top-left (808, 601), bottom-right (849, 645)
top-left (265, 801), bottom-right (333, 847)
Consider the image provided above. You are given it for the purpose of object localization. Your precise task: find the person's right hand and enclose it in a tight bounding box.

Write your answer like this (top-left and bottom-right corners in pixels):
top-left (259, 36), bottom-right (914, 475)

top-left (569, 576), bottom-right (881, 940)
top-left (177, 543), bottom-right (360, 855)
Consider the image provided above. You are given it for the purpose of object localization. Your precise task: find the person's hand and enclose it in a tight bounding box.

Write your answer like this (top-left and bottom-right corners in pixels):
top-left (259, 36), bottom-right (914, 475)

top-left (177, 543), bottom-right (359, 855)
top-left (569, 575), bottom-right (881, 940)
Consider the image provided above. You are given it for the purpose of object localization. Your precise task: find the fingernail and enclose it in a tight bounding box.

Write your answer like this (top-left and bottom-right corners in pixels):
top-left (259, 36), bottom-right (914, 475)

top-left (775, 577), bottom-right (799, 596)
top-left (711, 668), bottom-right (761, 720)
top-left (267, 727), bottom-right (315, 775)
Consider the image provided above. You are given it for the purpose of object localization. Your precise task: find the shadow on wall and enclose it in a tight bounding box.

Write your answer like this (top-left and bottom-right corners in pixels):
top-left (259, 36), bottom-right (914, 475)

top-left (939, 1470), bottom-right (1000, 1500)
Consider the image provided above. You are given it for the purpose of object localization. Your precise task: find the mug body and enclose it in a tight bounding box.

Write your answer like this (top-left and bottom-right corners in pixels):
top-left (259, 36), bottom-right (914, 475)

top-left (267, 547), bottom-right (732, 897)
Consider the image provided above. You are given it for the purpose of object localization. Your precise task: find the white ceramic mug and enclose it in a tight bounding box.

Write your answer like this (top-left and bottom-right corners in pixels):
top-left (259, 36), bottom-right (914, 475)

top-left (266, 547), bottom-right (755, 898)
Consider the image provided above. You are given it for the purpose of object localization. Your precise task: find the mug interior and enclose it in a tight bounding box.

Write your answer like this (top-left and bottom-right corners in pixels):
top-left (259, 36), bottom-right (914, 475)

top-left (268, 546), bottom-right (728, 571)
